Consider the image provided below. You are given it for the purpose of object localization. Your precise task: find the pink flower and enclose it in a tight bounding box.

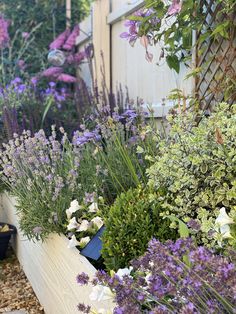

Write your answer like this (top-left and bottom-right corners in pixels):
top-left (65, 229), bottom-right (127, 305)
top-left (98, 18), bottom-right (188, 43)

top-left (17, 59), bottom-right (26, 69)
top-left (42, 67), bottom-right (63, 78)
top-left (73, 51), bottom-right (86, 64)
top-left (57, 73), bottom-right (77, 83)
top-left (0, 16), bottom-right (10, 48)
top-left (22, 32), bottom-right (30, 39)
top-left (167, 0), bottom-right (182, 16)
top-left (49, 29), bottom-right (70, 50)
top-left (63, 25), bottom-right (80, 51)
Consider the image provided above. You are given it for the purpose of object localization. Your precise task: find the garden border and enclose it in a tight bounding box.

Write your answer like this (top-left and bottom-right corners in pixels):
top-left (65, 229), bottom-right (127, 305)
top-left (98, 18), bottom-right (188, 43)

top-left (0, 193), bottom-right (113, 314)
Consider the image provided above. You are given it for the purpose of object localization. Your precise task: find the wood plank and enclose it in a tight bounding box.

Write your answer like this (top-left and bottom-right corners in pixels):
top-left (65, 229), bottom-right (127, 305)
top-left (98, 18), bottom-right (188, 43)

top-left (0, 193), bottom-right (114, 314)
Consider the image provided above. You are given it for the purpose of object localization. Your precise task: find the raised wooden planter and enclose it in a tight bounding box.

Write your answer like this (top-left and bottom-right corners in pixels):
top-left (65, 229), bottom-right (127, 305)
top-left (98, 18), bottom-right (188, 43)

top-left (0, 193), bottom-right (113, 314)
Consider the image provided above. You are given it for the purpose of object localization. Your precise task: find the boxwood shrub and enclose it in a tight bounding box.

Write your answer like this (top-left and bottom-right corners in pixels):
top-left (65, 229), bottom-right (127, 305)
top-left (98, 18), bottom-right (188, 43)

top-left (102, 187), bottom-right (177, 270)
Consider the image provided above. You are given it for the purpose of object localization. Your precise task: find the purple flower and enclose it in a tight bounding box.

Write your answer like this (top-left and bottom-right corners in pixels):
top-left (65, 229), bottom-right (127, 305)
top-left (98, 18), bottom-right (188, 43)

top-left (167, 0), bottom-right (182, 16)
top-left (42, 67), bottom-right (63, 78)
top-left (63, 25), bottom-right (80, 51)
top-left (0, 16), bottom-right (10, 48)
top-left (49, 29), bottom-right (70, 50)
top-left (56, 73), bottom-right (77, 83)
top-left (76, 272), bottom-right (90, 285)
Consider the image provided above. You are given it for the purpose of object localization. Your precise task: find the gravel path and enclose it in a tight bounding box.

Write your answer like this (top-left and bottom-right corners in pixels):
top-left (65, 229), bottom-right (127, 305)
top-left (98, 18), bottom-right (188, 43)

top-left (0, 248), bottom-right (44, 314)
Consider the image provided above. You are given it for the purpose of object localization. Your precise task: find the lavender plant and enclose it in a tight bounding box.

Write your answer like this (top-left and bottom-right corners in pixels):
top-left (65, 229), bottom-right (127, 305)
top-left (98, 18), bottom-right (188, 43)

top-left (0, 127), bottom-right (83, 240)
top-left (77, 238), bottom-right (236, 313)
top-left (0, 107), bottom-right (157, 240)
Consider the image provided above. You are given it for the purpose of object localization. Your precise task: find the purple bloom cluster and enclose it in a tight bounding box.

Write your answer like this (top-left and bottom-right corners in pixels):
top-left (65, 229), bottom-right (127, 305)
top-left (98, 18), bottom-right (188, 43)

top-left (77, 238), bottom-right (236, 313)
top-left (0, 15), bottom-right (10, 49)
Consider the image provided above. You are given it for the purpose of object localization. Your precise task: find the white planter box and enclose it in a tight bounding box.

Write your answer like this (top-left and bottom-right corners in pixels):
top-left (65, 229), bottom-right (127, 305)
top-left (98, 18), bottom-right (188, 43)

top-left (0, 193), bottom-right (113, 314)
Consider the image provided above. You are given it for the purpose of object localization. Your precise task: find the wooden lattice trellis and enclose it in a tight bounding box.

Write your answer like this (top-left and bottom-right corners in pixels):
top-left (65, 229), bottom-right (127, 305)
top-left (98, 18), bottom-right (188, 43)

top-left (196, 0), bottom-right (236, 108)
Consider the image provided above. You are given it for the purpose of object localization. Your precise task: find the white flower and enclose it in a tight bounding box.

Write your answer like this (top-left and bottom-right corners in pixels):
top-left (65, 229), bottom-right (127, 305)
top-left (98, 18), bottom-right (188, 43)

top-left (66, 200), bottom-right (82, 219)
top-left (77, 219), bottom-right (90, 232)
top-left (220, 224), bottom-right (233, 239)
top-left (116, 267), bottom-right (133, 279)
top-left (67, 217), bottom-right (79, 230)
top-left (91, 216), bottom-right (103, 229)
top-left (67, 235), bottom-right (80, 249)
top-left (89, 285), bottom-right (114, 302)
top-left (79, 236), bottom-right (90, 246)
top-left (215, 207), bottom-right (234, 227)
top-left (89, 202), bottom-right (99, 213)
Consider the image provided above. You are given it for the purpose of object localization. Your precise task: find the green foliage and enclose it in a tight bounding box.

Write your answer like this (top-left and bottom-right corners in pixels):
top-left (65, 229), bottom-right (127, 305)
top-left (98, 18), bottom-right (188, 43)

top-left (0, 0), bottom-right (92, 80)
top-left (147, 103), bottom-right (236, 247)
top-left (102, 187), bottom-right (177, 270)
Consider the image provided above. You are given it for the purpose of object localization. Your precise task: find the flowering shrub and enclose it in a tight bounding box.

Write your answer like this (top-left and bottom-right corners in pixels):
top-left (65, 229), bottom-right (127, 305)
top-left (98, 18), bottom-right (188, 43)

top-left (147, 103), bottom-right (236, 248)
top-left (77, 238), bottom-right (236, 313)
top-left (0, 78), bottom-right (74, 141)
top-left (0, 107), bottom-right (156, 240)
top-left (0, 127), bottom-right (83, 239)
top-left (102, 187), bottom-right (177, 270)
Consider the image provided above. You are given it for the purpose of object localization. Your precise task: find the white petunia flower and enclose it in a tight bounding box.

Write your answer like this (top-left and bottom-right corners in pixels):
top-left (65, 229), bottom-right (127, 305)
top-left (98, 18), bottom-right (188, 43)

top-left (116, 267), bottom-right (133, 279)
top-left (88, 202), bottom-right (98, 213)
top-left (77, 219), bottom-right (90, 232)
top-left (89, 285), bottom-right (114, 302)
top-left (91, 216), bottom-right (103, 229)
top-left (66, 200), bottom-right (82, 219)
top-left (79, 236), bottom-right (90, 246)
top-left (215, 207), bottom-right (234, 227)
top-left (220, 224), bottom-right (233, 239)
top-left (67, 217), bottom-right (79, 230)
top-left (67, 235), bottom-right (80, 249)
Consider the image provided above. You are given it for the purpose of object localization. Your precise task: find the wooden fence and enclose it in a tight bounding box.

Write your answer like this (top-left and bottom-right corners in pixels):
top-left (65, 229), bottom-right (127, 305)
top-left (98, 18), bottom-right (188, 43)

top-left (76, 0), bottom-right (236, 113)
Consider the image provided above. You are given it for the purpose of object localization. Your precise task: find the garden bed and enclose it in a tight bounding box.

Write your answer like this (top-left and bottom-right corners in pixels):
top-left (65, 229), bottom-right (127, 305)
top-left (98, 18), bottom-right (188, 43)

top-left (0, 193), bottom-right (113, 314)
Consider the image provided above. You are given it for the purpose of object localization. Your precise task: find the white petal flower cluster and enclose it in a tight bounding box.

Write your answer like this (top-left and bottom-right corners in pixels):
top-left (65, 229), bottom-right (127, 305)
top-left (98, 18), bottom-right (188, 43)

top-left (66, 199), bottom-right (103, 250)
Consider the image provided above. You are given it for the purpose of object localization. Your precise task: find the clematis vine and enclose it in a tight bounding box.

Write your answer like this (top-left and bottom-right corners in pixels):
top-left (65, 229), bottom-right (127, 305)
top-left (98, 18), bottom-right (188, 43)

top-left (167, 0), bottom-right (182, 16)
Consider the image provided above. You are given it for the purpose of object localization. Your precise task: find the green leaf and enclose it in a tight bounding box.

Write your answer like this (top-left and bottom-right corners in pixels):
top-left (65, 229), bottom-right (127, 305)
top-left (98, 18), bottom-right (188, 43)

top-left (166, 55), bottom-right (180, 73)
top-left (165, 216), bottom-right (190, 238)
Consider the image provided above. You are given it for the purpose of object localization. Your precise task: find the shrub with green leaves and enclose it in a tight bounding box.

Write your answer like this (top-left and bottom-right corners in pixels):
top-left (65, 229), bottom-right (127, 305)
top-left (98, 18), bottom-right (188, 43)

top-left (102, 187), bottom-right (177, 270)
top-left (147, 103), bottom-right (236, 247)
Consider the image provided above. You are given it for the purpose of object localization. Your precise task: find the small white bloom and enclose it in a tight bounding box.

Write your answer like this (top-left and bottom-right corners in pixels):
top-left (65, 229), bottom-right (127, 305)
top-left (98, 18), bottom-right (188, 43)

top-left (89, 285), bottom-right (114, 302)
top-left (67, 235), bottom-right (80, 249)
top-left (79, 236), bottom-right (90, 246)
top-left (116, 267), bottom-right (133, 279)
top-left (67, 217), bottom-right (79, 230)
top-left (220, 224), bottom-right (233, 239)
top-left (77, 219), bottom-right (90, 232)
top-left (66, 200), bottom-right (82, 219)
top-left (91, 216), bottom-right (103, 229)
top-left (89, 202), bottom-right (98, 213)
top-left (215, 207), bottom-right (234, 227)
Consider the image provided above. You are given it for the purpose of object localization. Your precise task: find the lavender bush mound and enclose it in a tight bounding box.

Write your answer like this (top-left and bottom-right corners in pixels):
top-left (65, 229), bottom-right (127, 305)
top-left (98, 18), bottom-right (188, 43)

top-left (0, 127), bottom-right (82, 239)
top-left (77, 238), bottom-right (236, 314)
